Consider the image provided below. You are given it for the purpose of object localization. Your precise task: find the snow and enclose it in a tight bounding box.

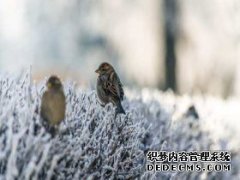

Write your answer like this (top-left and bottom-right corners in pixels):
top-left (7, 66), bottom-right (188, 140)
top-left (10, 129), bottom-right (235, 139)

top-left (0, 72), bottom-right (239, 180)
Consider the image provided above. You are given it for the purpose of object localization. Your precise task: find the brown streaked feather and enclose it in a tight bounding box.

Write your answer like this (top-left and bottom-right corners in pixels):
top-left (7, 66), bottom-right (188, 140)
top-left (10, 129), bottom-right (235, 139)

top-left (102, 71), bottom-right (124, 101)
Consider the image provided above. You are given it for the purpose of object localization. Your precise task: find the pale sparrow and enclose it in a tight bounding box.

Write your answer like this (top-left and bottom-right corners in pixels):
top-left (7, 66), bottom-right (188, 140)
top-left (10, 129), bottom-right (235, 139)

top-left (40, 75), bottom-right (66, 136)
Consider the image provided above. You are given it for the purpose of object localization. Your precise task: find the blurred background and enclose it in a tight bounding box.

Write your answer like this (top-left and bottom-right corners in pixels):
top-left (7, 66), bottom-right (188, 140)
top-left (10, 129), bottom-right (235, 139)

top-left (0, 0), bottom-right (240, 97)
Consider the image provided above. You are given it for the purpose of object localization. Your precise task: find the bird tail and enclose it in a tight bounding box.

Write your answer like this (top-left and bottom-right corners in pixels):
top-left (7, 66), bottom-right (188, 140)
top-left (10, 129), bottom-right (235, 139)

top-left (115, 102), bottom-right (125, 116)
top-left (48, 126), bottom-right (57, 137)
top-left (43, 122), bottom-right (57, 137)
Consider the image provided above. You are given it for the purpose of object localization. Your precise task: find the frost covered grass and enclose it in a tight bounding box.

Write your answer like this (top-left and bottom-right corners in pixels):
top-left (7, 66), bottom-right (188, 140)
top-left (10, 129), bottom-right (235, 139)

top-left (0, 72), bottom-right (239, 180)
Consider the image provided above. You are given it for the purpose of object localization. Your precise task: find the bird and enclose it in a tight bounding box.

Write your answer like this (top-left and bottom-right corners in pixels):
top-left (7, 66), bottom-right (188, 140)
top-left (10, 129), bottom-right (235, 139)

top-left (95, 62), bottom-right (125, 116)
top-left (185, 105), bottom-right (199, 119)
top-left (40, 75), bottom-right (66, 136)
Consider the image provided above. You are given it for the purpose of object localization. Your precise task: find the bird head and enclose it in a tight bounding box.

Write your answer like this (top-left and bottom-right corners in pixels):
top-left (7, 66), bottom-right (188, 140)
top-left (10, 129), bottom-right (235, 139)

top-left (95, 62), bottom-right (114, 75)
top-left (46, 75), bottom-right (63, 90)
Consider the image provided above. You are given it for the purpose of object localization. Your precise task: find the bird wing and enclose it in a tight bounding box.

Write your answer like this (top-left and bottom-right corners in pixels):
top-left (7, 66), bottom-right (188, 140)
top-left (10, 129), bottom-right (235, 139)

top-left (104, 72), bottom-right (124, 101)
top-left (54, 91), bottom-right (66, 122)
top-left (40, 91), bottom-right (51, 123)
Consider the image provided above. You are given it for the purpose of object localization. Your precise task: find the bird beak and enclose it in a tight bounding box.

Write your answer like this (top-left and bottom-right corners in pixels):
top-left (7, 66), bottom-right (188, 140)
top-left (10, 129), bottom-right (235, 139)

top-left (95, 69), bottom-right (100, 74)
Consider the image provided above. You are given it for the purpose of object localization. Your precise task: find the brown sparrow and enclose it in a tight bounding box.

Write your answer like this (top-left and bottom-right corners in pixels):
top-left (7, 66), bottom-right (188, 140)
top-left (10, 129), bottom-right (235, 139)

top-left (40, 75), bottom-right (66, 136)
top-left (95, 62), bottom-right (125, 116)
